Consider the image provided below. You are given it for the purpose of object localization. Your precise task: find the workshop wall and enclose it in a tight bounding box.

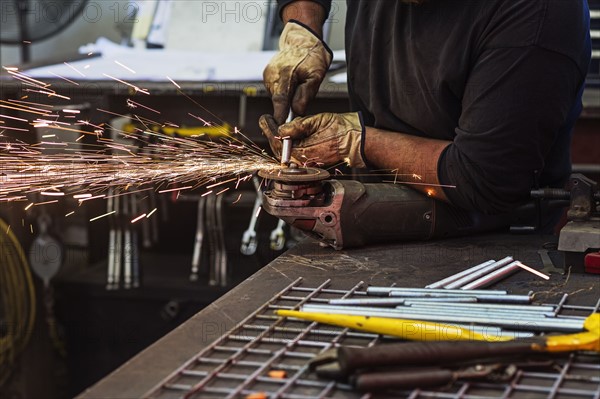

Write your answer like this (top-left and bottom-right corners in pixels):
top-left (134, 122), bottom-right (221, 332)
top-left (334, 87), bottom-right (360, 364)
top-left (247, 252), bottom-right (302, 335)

top-left (0, 0), bottom-right (347, 67)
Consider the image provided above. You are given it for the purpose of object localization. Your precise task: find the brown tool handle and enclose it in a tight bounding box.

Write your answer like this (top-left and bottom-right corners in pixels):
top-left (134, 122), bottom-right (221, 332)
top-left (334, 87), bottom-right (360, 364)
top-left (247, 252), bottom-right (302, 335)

top-left (354, 369), bottom-right (455, 391)
top-left (339, 341), bottom-right (537, 375)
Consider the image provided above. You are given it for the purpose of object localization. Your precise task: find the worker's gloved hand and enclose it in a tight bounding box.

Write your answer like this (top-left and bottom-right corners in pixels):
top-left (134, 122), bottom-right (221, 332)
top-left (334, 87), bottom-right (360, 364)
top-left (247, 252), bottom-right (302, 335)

top-left (259, 112), bottom-right (366, 168)
top-left (263, 21), bottom-right (333, 125)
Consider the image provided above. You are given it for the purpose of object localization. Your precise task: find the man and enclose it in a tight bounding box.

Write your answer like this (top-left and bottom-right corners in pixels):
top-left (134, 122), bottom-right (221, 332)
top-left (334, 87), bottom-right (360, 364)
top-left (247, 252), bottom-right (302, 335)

top-left (260, 0), bottom-right (591, 232)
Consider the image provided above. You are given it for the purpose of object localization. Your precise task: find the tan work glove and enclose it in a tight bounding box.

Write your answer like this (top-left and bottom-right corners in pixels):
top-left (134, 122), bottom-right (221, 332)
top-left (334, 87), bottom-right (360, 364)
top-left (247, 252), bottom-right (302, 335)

top-left (263, 21), bottom-right (333, 125)
top-left (259, 112), bottom-right (366, 168)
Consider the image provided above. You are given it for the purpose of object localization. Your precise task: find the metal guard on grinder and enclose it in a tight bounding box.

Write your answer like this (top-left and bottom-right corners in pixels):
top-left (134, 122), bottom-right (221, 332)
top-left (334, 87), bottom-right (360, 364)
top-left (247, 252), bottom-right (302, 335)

top-left (258, 167), bottom-right (509, 250)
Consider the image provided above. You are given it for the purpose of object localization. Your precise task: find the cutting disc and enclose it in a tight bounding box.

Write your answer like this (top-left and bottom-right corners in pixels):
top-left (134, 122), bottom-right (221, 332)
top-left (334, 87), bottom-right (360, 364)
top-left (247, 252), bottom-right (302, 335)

top-left (259, 167), bottom-right (330, 183)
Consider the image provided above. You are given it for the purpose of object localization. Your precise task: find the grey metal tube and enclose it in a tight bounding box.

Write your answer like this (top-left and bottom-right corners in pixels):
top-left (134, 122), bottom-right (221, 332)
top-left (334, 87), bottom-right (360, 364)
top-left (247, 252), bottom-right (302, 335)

top-left (302, 304), bottom-right (572, 319)
top-left (425, 259), bottom-right (497, 288)
top-left (281, 137), bottom-right (292, 166)
top-left (367, 287), bottom-right (508, 296)
top-left (460, 261), bottom-right (522, 290)
top-left (444, 256), bottom-right (515, 289)
top-left (305, 304), bottom-right (563, 320)
top-left (388, 292), bottom-right (532, 304)
top-left (403, 302), bottom-right (555, 312)
top-left (329, 297), bottom-right (478, 306)
top-left (391, 307), bottom-right (559, 319)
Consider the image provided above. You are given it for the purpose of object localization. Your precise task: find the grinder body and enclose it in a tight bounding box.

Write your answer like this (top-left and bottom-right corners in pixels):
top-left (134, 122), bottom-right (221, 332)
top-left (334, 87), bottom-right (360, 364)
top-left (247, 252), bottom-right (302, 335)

top-left (260, 168), bottom-right (508, 249)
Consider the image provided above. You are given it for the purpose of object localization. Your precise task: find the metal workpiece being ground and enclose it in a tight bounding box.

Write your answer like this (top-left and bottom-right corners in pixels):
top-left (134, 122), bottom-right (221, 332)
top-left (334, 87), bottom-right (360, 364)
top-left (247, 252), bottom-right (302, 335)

top-left (258, 166), bottom-right (512, 250)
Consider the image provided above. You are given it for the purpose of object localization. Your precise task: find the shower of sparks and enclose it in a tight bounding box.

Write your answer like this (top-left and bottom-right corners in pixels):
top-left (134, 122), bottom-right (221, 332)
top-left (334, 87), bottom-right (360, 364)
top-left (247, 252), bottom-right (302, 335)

top-left (102, 74), bottom-right (149, 95)
top-left (216, 187), bottom-right (230, 196)
top-left (166, 76), bottom-right (181, 89)
top-left (40, 191), bottom-right (65, 196)
top-left (0, 114), bottom-right (29, 122)
top-left (49, 72), bottom-right (80, 86)
top-left (0, 133), bottom-right (279, 203)
top-left (114, 60), bottom-right (136, 74)
top-left (0, 72), bottom-right (281, 205)
top-left (158, 186), bottom-right (192, 194)
top-left (79, 195), bottom-right (106, 203)
top-left (90, 211), bottom-right (116, 222)
top-left (64, 62), bottom-right (86, 77)
top-left (131, 214), bottom-right (147, 224)
top-left (127, 99), bottom-right (160, 114)
top-left (35, 200), bottom-right (59, 206)
top-left (382, 180), bottom-right (457, 189)
top-left (146, 208), bottom-right (157, 218)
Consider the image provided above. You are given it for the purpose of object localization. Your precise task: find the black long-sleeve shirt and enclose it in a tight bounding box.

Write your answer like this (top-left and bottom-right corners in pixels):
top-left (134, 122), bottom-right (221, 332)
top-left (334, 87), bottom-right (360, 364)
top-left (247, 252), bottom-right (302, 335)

top-left (279, 0), bottom-right (591, 215)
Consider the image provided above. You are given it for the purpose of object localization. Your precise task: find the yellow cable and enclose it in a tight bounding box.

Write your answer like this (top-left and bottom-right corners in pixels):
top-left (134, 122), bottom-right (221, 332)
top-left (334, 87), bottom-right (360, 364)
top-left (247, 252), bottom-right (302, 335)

top-left (0, 218), bottom-right (36, 386)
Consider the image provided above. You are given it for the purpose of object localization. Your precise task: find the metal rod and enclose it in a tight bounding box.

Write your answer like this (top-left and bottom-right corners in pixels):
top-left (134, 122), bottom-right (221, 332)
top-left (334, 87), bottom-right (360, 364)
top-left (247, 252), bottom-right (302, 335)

top-left (367, 287), bottom-right (508, 296)
top-left (281, 137), bottom-right (292, 166)
top-left (392, 307), bottom-right (558, 319)
top-left (403, 302), bottom-right (555, 312)
top-left (306, 304), bottom-right (563, 320)
top-left (460, 261), bottom-right (522, 290)
top-left (329, 297), bottom-right (478, 306)
top-left (425, 259), bottom-right (497, 288)
top-left (299, 305), bottom-right (584, 333)
top-left (444, 256), bottom-right (515, 289)
top-left (387, 292), bottom-right (532, 304)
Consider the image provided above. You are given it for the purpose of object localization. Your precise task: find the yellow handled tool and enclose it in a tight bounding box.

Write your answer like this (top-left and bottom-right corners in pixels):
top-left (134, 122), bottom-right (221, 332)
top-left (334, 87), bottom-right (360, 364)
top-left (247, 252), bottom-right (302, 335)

top-left (545, 313), bottom-right (599, 352)
top-left (276, 310), bottom-right (600, 352)
top-left (277, 309), bottom-right (511, 342)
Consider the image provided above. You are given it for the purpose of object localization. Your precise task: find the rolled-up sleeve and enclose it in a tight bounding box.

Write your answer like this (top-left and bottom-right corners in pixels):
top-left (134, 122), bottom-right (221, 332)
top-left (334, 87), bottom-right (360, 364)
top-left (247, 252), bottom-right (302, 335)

top-left (439, 45), bottom-right (584, 214)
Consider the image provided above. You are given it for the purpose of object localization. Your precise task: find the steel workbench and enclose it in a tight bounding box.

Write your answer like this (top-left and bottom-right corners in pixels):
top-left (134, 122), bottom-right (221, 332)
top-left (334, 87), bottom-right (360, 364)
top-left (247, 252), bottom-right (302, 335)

top-left (78, 233), bottom-right (600, 399)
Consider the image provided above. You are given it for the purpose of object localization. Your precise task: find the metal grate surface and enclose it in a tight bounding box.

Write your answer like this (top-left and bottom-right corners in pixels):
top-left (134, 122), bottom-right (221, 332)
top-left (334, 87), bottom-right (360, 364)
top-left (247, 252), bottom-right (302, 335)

top-left (146, 278), bottom-right (600, 399)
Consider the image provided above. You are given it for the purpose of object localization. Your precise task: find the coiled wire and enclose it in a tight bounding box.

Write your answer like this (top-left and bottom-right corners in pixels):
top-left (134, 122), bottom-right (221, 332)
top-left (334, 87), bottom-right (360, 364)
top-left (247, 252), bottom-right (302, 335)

top-left (0, 218), bottom-right (36, 387)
